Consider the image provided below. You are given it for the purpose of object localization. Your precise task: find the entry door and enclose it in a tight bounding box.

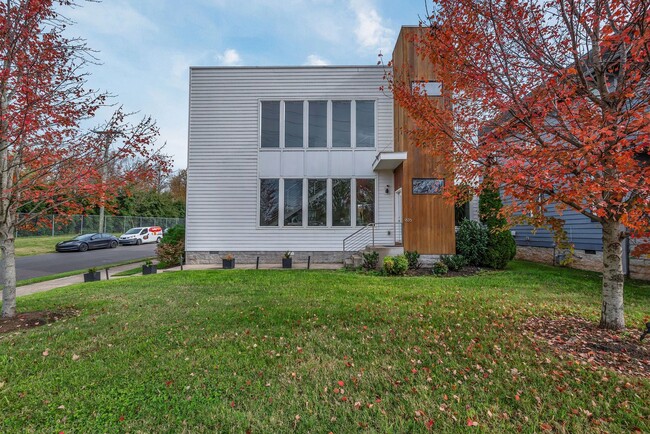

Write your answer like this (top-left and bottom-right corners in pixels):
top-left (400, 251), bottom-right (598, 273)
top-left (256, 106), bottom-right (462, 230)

top-left (394, 188), bottom-right (403, 245)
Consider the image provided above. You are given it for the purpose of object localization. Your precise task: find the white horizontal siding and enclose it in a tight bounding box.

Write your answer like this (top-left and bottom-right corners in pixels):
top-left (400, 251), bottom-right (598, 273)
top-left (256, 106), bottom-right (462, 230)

top-left (187, 66), bottom-right (394, 252)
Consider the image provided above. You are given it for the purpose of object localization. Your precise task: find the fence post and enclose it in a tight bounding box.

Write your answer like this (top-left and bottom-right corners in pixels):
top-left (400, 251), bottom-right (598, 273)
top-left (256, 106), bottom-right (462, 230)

top-left (80, 215), bottom-right (84, 234)
top-left (51, 215), bottom-right (55, 237)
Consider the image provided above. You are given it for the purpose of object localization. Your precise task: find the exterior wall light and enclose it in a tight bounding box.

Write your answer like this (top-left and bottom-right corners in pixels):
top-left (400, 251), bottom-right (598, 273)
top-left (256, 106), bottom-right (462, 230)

top-left (385, 185), bottom-right (390, 194)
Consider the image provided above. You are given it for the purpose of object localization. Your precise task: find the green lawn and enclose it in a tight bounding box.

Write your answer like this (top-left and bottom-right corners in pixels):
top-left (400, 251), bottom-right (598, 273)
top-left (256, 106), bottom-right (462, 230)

top-left (1, 261), bottom-right (648, 432)
top-left (14, 234), bottom-right (77, 256)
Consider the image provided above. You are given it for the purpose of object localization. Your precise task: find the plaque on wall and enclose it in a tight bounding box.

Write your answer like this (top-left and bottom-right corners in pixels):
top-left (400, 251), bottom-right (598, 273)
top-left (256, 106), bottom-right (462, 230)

top-left (412, 178), bottom-right (444, 195)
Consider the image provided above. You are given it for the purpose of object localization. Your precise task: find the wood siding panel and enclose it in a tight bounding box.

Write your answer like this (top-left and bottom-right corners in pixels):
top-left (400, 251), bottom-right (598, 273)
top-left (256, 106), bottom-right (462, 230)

top-left (392, 27), bottom-right (455, 254)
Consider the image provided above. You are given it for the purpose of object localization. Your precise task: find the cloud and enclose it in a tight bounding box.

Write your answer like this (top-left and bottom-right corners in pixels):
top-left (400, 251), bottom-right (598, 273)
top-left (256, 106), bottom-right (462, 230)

top-left (349, 0), bottom-right (395, 55)
top-left (305, 54), bottom-right (330, 66)
top-left (67, 0), bottom-right (158, 39)
top-left (216, 49), bottom-right (243, 66)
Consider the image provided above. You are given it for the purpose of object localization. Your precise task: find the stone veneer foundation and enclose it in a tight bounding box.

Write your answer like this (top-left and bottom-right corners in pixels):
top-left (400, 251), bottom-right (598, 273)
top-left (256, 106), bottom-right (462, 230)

top-left (186, 251), bottom-right (347, 266)
top-left (515, 245), bottom-right (650, 281)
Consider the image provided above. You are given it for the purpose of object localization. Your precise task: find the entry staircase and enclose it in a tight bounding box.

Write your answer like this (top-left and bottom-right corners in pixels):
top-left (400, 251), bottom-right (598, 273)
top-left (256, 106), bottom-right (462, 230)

top-left (342, 222), bottom-right (403, 268)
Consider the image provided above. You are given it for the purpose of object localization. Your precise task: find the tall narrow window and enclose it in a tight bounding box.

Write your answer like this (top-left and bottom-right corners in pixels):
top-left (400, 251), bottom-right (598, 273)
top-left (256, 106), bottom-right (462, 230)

top-left (260, 179), bottom-right (279, 226)
top-left (356, 178), bottom-right (375, 225)
top-left (285, 101), bottom-right (303, 148)
top-left (308, 101), bottom-right (327, 148)
top-left (332, 179), bottom-right (351, 226)
top-left (308, 179), bottom-right (327, 226)
top-left (332, 101), bottom-right (351, 147)
top-left (261, 101), bottom-right (280, 148)
top-left (284, 179), bottom-right (303, 226)
top-left (356, 100), bottom-right (375, 147)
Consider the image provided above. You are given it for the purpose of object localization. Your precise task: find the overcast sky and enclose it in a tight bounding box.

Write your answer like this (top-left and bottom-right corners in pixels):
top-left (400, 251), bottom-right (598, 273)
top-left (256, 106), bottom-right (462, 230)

top-left (66, 0), bottom-right (431, 169)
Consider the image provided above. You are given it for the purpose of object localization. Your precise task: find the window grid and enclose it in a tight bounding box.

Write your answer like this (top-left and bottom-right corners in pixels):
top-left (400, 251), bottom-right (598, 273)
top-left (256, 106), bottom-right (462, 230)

top-left (260, 99), bottom-right (376, 149)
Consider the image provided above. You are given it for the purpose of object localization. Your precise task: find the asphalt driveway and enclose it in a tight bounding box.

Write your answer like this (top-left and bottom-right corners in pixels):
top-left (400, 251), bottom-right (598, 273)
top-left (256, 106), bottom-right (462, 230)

top-left (16, 243), bottom-right (157, 281)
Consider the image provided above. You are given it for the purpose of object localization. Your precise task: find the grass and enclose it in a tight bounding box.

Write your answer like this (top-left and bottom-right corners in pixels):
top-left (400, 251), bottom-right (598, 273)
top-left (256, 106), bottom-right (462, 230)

top-left (0, 261), bottom-right (648, 432)
top-left (14, 234), bottom-right (77, 256)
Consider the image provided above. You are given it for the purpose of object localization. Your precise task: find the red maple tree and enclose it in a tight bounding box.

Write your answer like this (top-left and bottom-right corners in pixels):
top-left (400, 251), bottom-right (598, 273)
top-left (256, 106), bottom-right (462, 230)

top-left (0, 0), bottom-right (169, 317)
top-left (389, 0), bottom-right (649, 330)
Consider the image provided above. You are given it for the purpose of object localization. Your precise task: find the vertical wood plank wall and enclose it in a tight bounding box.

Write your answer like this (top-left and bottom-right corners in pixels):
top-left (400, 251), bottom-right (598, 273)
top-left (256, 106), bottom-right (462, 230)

top-left (392, 27), bottom-right (456, 254)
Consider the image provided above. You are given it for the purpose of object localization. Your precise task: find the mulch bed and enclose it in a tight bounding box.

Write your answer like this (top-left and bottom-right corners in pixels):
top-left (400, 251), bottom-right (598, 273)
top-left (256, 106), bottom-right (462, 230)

top-left (523, 316), bottom-right (650, 378)
top-left (0, 310), bottom-right (79, 336)
top-left (406, 266), bottom-right (483, 277)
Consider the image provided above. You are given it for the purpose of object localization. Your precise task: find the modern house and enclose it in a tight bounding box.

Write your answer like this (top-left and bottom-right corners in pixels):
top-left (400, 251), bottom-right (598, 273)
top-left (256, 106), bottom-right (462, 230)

top-left (185, 27), bottom-right (467, 265)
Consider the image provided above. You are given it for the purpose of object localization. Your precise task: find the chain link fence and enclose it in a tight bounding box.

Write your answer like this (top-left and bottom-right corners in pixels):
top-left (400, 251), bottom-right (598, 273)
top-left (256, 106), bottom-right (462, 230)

top-left (16, 214), bottom-right (185, 237)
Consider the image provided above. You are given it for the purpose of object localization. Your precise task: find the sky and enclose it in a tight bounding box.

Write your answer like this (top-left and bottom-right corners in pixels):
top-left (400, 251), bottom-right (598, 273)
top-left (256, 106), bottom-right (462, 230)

top-left (65, 0), bottom-right (432, 169)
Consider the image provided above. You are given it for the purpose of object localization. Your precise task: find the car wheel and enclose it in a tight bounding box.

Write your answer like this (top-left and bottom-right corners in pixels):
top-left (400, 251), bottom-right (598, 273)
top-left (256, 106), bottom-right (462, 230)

top-left (79, 243), bottom-right (88, 252)
top-left (156, 237), bottom-right (161, 244)
top-left (136, 239), bottom-right (142, 246)
top-left (110, 240), bottom-right (118, 249)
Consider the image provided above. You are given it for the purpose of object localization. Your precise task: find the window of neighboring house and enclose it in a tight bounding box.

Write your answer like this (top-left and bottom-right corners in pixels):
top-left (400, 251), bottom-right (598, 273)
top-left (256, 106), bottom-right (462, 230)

top-left (411, 81), bottom-right (443, 96)
top-left (260, 178), bottom-right (279, 226)
top-left (284, 179), bottom-right (303, 226)
top-left (356, 178), bottom-right (375, 225)
top-left (261, 101), bottom-right (280, 148)
top-left (332, 179), bottom-right (351, 226)
top-left (308, 179), bottom-right (328, 226)
top-left (332, 101), bottom-right (351, 148)
top-left (308, 101), bottom-right (327, 148)
top-left (355, 100), bottom-right (375, 147)
top-left (284, 101), bottom-right (304, 148)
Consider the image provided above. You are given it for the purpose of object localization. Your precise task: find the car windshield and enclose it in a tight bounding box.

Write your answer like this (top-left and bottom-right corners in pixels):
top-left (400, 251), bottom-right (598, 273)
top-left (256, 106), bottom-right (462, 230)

top-left (73, 234), bottom-right (94, 241)
top-left (125, 228), bottom-right (141, 235)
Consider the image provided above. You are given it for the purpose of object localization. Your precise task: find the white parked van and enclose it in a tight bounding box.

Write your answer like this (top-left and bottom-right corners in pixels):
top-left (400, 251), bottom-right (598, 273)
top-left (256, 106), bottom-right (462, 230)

top-left (118, 226), bottom-right (163, 245)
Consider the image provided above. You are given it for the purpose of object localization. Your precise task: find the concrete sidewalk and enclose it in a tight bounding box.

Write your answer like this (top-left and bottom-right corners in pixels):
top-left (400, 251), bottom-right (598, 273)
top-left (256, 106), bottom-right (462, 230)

top-left (17, 262), bottom-right (343, 297)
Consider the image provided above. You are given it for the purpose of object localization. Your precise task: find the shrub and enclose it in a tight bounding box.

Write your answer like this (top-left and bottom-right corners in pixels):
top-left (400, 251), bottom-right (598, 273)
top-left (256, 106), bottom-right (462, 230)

top-left (440, 254), bottom-right (467, 272)
top-left (456, 219), bottom-right (488, 266)
top-left (157, 225), bottom-right (185, 268)
top-left (382, 255), bottom-right (409, 276)
top-left (484, 230), bottom-right (517, 269)
top-left (432, 262), bottom-right (448, 276)
top-left (404, 250), bottom-right (421, 270)
top-left (362, 251), bottom-right (379, 271)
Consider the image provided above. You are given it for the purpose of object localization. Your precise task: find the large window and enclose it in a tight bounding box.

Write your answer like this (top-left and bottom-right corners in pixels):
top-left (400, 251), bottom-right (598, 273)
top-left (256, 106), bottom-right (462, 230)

top-left (332, 101), bottom-right (351, 148)
top-left (308, 179), bottom-right (327, 226)
top-left (261, 101), bottom-right (280, 148)
top-left (259, 177), bottom-right (376, 228)
top-left (284, 179), bottom-right (303, 226)
top-left (260, 179), bottom-right (279, 226)
top-left (284, 101), bottom-right (303, 148)
top-left (356, 101), bottom-right (375, 147)
top-left (356, 178), bottom-right (375, 225)
top-left (308, 101), bottom-right (327, 148)
top-left (332, 179), bottom-right (351, 226)
top-left (261, 99), bottom-right (376, 148)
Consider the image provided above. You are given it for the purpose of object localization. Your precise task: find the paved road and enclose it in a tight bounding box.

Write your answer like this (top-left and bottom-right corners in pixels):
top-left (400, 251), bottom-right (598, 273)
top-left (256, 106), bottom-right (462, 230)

top-left (16, 244), bottom-right (157, 281)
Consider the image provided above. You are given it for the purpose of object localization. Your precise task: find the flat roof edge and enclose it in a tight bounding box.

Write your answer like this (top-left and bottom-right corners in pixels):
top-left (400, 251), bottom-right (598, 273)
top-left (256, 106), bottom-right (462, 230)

top-left (189, 65), bottom-right (387, 70)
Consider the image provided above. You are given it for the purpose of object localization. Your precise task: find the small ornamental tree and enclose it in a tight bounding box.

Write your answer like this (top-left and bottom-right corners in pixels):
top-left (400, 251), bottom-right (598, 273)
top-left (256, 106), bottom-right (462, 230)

top-left (479, 183), bottom-right (516, 269)
top-left (388, 0), bottom-right (650, 329)
top-left (0, 0), bottom-right (169, 318)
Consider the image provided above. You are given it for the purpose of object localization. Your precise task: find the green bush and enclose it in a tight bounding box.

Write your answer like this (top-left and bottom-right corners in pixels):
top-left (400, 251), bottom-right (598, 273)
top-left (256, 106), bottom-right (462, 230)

top-left (362, 251), bottom-right (379, 271)
top-left (157, 225), bottom-right (185, 268)
top-left (484, 230), bottom-right (517, 269)
top-left (432, 262), bottom-right (448, 276)
top-left (404, 250), bottom-right (421, 270)
top-left (382, 255), bottom-right (409, 276)
top-left (456, 219), bottom-right (488, 266)
top-left (440, 254), bottom-right (467, 272)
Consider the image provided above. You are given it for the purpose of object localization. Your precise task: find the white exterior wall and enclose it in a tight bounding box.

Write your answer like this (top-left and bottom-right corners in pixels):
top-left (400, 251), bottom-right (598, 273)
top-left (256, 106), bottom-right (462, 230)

top-left (186, 66), bottom-right (394, 253)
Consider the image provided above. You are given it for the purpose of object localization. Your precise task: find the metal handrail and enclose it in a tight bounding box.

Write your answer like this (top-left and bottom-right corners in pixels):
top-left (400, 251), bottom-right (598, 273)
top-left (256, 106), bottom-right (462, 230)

top-left (342, 222), bottom-right (402, 252)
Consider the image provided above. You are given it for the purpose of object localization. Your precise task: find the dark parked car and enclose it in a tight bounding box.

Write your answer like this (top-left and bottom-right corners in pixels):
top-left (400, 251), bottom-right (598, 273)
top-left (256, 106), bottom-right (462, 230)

top-left (55, 233), bottom-right (119, 252)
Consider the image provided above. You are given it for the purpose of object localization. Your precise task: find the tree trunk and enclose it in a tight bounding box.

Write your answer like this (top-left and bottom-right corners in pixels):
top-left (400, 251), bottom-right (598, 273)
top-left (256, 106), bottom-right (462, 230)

top-left (1, 230), bottom-right (16, 318)
top-left (599, 221), bottom-right (625, 330)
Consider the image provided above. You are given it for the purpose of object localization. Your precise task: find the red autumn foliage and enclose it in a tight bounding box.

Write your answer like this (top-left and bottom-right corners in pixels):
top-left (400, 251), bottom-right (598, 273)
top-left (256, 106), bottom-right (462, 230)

top-left (389, 0), bottom-right (650, 330)
top-left (0, 1), bottom-right (170, 318)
